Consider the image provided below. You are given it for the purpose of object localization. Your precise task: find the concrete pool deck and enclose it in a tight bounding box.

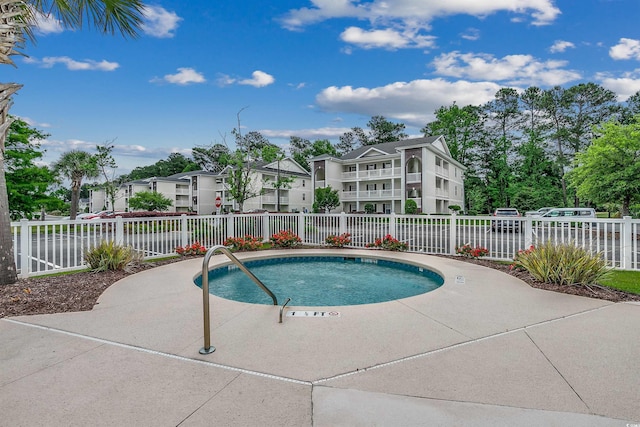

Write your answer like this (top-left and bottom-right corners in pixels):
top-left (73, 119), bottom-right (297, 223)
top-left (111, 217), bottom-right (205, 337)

top-left (1, 249), bottom-right (639, 426)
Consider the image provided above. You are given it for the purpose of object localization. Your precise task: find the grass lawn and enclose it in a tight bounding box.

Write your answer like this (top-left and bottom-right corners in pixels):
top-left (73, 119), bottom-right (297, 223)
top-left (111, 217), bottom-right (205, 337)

top-left (601, 270), bottom-right (640, 295)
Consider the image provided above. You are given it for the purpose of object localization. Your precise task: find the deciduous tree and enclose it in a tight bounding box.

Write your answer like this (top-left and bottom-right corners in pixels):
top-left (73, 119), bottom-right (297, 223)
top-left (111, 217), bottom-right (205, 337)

top-left (5, 117), bottom-right (57, 219)
top-left (313, 186), bottom-right (340, 213)
top-left (568, 117), bottom-right (640, 216)
top-left (128, 190), bottom-right (173, 211)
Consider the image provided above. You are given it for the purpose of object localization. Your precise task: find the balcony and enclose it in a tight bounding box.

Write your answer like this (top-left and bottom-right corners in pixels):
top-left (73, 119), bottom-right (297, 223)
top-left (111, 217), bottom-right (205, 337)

top-left (435, 166), bottom-right (449, 177)
top-left (175, 188), bottom-right (190, 195)
top-left (435, 188), bottom-right (449, 197)
top-left (341, 168), bottom-right (401, 180)
top-left (407, 197), bottom-right (421, 206)
top-left (341, 189), bottom-right (401, 200)
top-left (406, 172), bottom-right (421, 183)
top-left (315, 180), bottom-right (326, 188)
top-left (262, 195), bottom-right (289, 204)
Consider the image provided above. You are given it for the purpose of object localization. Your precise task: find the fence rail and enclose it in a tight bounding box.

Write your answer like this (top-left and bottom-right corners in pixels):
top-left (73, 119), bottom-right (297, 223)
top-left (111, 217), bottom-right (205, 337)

top-left (10, 213), bottom-right (639, 278)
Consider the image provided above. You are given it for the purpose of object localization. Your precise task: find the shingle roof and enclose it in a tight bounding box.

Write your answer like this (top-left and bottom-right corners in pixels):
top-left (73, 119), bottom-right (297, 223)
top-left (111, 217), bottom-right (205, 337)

top-left (338, 136), bottom-right (441, 160)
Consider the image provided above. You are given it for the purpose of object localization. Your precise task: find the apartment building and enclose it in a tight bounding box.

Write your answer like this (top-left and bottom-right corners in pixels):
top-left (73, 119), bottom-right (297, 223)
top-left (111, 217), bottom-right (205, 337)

top-left (90, 157), bottom-right (313, 214)
top-left (311, 136), bottom-right (466, 214)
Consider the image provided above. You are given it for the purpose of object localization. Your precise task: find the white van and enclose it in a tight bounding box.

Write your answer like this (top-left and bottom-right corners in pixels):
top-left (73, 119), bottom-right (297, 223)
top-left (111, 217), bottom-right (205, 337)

top-left (540, 208), bottom-right (596, 226)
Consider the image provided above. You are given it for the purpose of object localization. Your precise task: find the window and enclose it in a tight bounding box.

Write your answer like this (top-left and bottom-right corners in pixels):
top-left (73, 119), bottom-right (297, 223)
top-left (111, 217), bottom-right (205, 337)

top-left (302, 194), bottom-right (306, 200)
top-left (302, 180), bottom-right (305, 187)
top-left (455, 186), bottom-right (458, 196)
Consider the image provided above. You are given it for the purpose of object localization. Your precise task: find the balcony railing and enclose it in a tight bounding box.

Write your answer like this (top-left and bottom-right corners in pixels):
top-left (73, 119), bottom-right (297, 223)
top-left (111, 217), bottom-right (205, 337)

top-left (435, 188), bottom-right (449, 197)
top-left (315, 180), bottom-right (326, 188)
top-left (262, 196), bottom-right (289, 204)
top-left (341, 189), bottom-right (401, 200)
top-left (435, 166), bottom-right (449, 177)
top-left (406, 172), bottom-right (421, 183)
top-left (341, 168), bottom-right (401, 180)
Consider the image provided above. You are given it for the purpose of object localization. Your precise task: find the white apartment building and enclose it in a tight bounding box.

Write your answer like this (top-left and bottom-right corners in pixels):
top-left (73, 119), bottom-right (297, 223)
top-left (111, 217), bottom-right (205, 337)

top-left (90, 157), bottom-right (313, 214)
top-left (311, 136), bottom-right (466, 214)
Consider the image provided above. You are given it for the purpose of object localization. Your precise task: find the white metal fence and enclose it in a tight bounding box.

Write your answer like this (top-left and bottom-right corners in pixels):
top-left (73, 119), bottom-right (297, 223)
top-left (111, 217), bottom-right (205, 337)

top-left (10, 213), bottom-right (639, 278)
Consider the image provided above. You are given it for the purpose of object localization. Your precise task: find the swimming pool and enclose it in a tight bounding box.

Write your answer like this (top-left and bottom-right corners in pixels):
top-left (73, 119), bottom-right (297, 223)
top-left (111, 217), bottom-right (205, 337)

top-left (195, 255), bottom-right (444, 306)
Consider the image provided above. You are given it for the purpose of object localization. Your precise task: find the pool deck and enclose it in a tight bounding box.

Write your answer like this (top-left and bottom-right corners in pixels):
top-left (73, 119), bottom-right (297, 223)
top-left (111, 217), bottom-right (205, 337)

top-left (1, 249), bottom-right (639, 426)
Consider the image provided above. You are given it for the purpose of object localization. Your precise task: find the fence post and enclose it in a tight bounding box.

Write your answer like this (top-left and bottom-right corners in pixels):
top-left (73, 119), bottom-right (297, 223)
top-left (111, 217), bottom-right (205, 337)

top-left (297, 211), bottom-right (305, 243)
top-left (622, 216), bottom-right (632, 270)
top-left (263, 212), bottom-right (270, 243)
top-left (180, 214), bottom-right (189, 247)
top-left (524, 216), bottom-right (534, 248)
top-left (339, 212), bottom-right (347, 235)
top-left (449, 212), bottom-right (457, 255)
top-left (389, 212), bottom-right (396, 237)
top-left (115, 216), bottom-right (124, 245)
top-left (19, 219), bottom-right (29, 278)
top-left (227, 213), bottom-right (235, 239)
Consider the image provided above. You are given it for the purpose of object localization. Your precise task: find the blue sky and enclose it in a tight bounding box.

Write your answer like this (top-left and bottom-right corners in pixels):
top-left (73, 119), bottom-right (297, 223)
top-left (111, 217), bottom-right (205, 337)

top-left (6, 0), bottom-right (640, 175)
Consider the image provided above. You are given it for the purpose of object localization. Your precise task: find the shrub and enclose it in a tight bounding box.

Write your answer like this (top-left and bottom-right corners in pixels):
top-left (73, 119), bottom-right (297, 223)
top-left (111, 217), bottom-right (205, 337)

top-left (405, 199), bottom-right (418, 214)
top-left (325, 233), bottom-right (351, 247)
top-left (175, 241), bottom-right (207, 256)
top-left (224, 235), bottom-right (262, 251)
top-left (455, 244), bottom-right (489, 259)
top-left (448, 205), bottom-right (462, 214)
top-left (511, 241), bottom-right (610, 286)
top-left (270, 230), bottom-right (302, 248)
top-left (84, 240), bottom-right (139, 272)
top-left (365, 234), bottom-right (408, 251)
top-left (364, 203), bottom-right (375, 214)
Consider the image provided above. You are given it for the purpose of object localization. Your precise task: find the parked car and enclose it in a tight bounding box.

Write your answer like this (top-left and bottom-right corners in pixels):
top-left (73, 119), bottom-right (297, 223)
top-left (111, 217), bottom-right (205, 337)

top-left (491, 208), bottom-right (522, 232)
top-left (524, 207), bottom-right (556, 217)
top-left (540, 208), bottom-right (596, 227)
top-left (81, 210), bottom-right (113, 220)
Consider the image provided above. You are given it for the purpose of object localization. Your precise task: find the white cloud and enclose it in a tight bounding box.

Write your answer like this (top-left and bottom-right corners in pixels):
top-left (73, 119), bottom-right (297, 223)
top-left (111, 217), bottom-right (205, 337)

top-left (260, 127), bottom-right (352, 140)
top-left (609, 38), bottom-right (640, 60)
top-left (151, 67), bottom-right (206, 85)
top-left (597, 70), bottom-right (640, 101)
top-left (238, 70), bottom-right (275, 87)
top-left (316, 78), bottom-right (502, 126)
top-left (340, 26), bottom-right (435, 49)
top-left (281, 0), bottom-right (560, 31)
top-left (18, 116), bottom-right (51, 129)
top-left (431, 51), bottom-right (581, 86)
top-left (461, 28), bottom-right (480, 41)
top-left (141, 5), bottom-right (182, 38)
top-left (33, 9), bottom-right (64, 34)
top-left (33, 56), bottom-right (119, 71)
top-left (219, 71), bottom-right (275, 88)
top-left (549, 40), bottom-right (575, 53)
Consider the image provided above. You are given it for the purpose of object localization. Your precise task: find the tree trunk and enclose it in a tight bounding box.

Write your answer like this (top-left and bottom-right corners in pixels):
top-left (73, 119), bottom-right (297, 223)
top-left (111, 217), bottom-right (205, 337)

top-left (0, 83), bottom-right (22, 285)
top-left (70, 178), bottom-right (81, 220)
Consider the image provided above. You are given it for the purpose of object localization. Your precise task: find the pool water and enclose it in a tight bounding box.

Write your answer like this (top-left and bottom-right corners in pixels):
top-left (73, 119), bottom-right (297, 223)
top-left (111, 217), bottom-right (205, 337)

top-left (195, 256), bottom-right (444, 306)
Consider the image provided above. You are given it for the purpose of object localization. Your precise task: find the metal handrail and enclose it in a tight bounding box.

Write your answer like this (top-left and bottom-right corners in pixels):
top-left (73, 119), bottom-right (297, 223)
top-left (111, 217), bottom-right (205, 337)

top-left (279, 297), bottom-right (291, 323)
top-left (199, 245), bottom-right (278, 355)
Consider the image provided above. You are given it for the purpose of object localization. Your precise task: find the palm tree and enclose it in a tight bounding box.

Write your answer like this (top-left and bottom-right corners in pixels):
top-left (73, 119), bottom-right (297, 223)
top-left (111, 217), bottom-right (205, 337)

top-left (53, 150), bottom-right (100, 219)
top-left (0, 1), bottom-right (145, 285)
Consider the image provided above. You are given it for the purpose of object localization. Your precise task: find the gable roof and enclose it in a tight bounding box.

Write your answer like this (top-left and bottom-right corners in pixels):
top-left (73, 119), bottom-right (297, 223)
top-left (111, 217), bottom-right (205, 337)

top-left (339, 136), bottom-right (442, 160)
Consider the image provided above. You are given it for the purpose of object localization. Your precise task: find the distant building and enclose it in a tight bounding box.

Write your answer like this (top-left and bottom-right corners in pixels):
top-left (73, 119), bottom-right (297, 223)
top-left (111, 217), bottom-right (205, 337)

top-left (311, 136), bottom-right (466, 214)
top-left (90, 157), bottom-right (313, 214)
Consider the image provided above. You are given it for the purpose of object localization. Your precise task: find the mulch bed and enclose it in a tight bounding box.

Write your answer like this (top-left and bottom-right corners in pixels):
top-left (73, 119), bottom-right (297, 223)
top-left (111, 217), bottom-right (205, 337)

top-left (1, 254), bottom-right (638, 319)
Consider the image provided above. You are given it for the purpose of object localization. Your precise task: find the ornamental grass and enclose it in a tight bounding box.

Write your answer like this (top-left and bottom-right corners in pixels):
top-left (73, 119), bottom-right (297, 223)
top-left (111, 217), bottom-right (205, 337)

top-left (511, 240), bottom-right (610, 286)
